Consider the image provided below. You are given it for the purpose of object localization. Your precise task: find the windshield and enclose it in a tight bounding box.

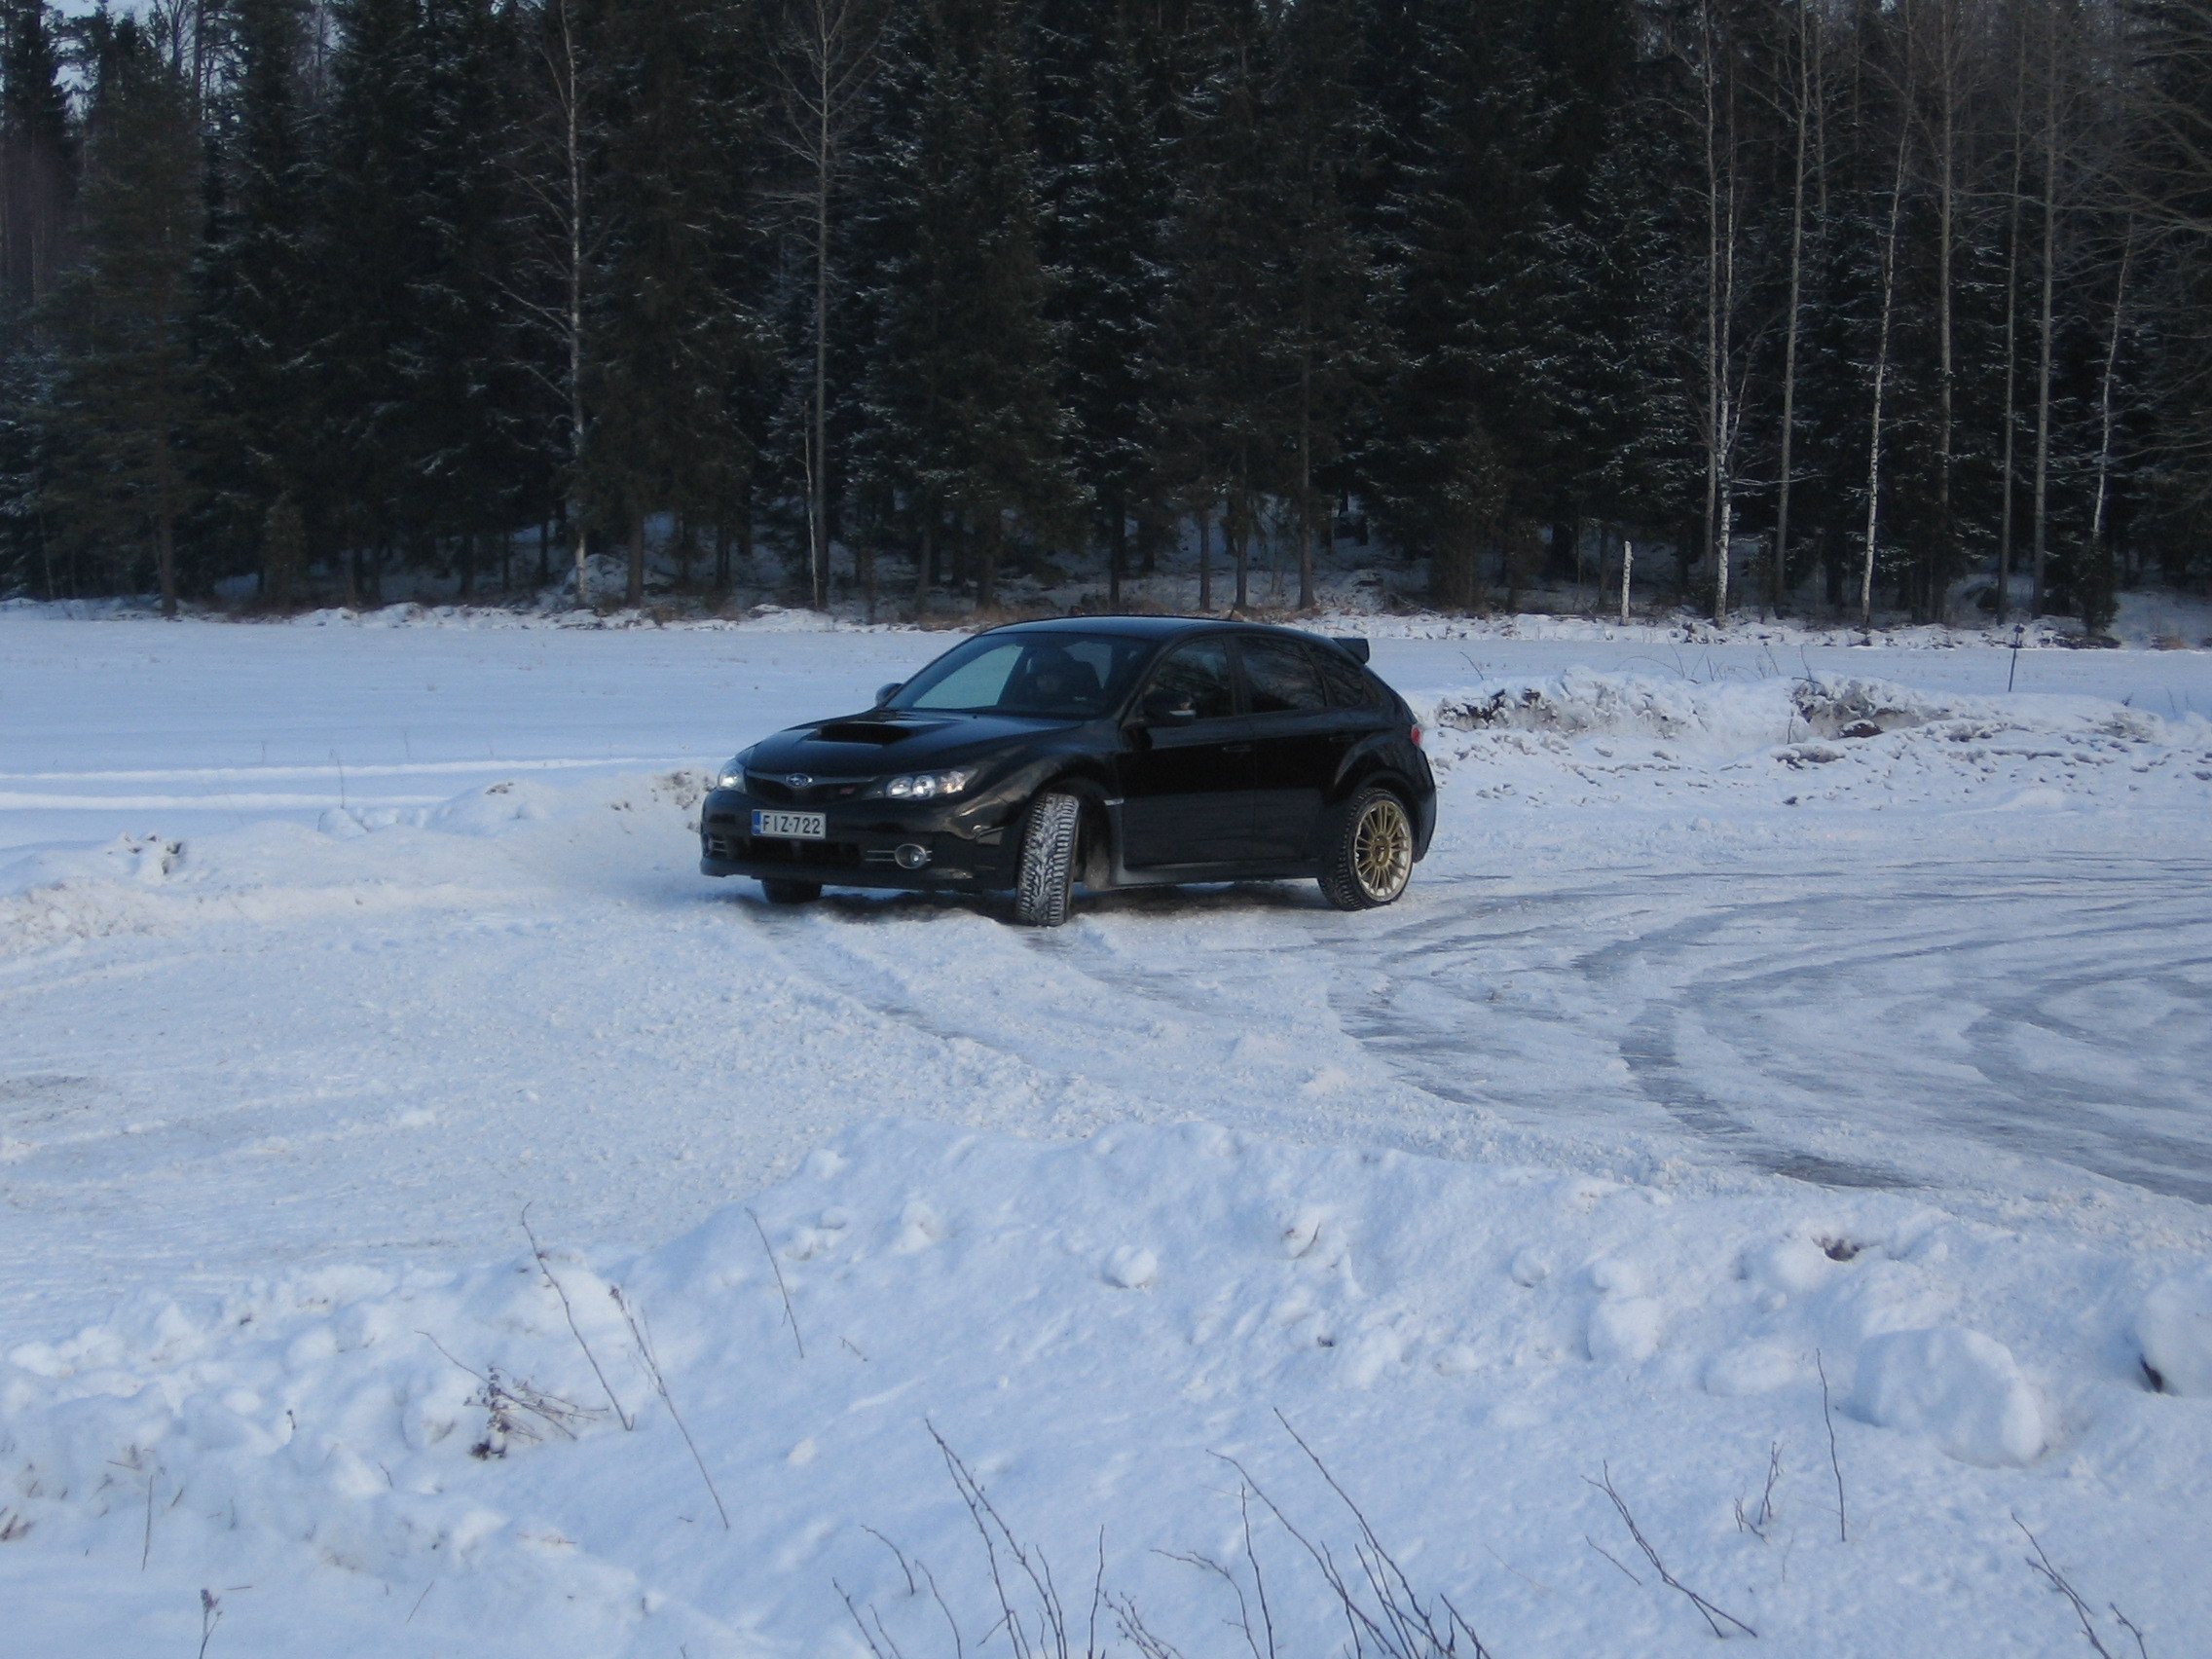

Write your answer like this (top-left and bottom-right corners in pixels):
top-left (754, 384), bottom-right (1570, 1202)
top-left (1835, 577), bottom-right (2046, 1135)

top-left (889, 633), bottom-right (1154, 719)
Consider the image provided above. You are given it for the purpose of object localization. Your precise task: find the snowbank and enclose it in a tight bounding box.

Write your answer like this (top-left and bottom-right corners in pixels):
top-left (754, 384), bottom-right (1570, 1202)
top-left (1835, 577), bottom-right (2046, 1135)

top-left (3, 1121), bottom-right (2206, 1658)
top-left (11, 587), bottom-right (2210, 653)
top-left (1418, 669), bottom-right (2212, 820)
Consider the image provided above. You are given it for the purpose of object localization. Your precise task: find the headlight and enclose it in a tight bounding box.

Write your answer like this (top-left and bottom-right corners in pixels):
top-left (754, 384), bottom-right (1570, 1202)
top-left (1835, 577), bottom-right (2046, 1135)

top-left (716, 747), bottom-right (756, 790)
top-left (881, 768), bottom-right (975, 800)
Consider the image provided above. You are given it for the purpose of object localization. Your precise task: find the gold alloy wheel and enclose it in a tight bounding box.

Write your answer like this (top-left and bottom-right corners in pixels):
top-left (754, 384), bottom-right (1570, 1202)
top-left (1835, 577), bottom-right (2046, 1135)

top-left (1351, 794), bottom-right (1413, 901)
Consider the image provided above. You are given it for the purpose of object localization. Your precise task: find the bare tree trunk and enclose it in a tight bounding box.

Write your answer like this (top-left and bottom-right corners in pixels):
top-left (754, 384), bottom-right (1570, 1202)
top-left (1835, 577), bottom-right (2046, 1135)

top-left (2031, 6), bottom-right (2062, 617)
top-left (2089, 224), bottom-right (2134, 579)
top-left (155, 434), bottom-right (178, 617)
top-left (913, 510), bottom-right (932, 614)
top-left (811, 166), bottom-right (829, 611)
top-left (1774, 0), bottom-right (1819, 619)
top-left (1931, 0), bottom-right (1962, 623)
top-left (1108, 490), bottom-right (1124, 608)
top-left (546, 0), bottom-right (591, 613)
top-left (1997, 18), bottom-right (2027, 626)
top-left (1620, 536), bottom-right (1634, 625)
top-left (153, 285), bottom-right (179, 617)
top-left (1232, 449), bottom-right (1250, 610)
top-left (1297, 358), bottom-right (1315, 610)
top-left (777, 0), bottom-right (885, 615)
top-left (1197, 502), bottom-right (1212, 611)
top-left (1862, 92), bottom-right (1914, 631)
top-left (1693, 0), bottom-right (1742, 624)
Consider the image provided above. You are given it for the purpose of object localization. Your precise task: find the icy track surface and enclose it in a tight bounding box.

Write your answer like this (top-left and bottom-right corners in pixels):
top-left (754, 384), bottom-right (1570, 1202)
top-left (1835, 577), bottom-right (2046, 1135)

top-left (1, 610), bottom-right (2210, 1656)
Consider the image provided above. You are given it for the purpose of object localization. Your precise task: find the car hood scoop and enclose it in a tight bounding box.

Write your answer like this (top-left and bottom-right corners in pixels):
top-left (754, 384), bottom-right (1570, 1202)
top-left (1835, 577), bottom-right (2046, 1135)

top-left (809, 718), bottom-right (952, 746)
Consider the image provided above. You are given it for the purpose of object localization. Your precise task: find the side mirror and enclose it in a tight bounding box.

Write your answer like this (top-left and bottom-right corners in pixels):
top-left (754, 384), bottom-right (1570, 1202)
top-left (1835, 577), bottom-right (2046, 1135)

top-left (874, 682), bottom-right (903, 707)
top-left (1139, 688), bottom-right (1198, 722)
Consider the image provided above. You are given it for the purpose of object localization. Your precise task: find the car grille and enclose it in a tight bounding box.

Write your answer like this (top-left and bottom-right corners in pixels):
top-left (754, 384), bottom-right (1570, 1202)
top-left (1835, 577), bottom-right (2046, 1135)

top-left (707, 832), bottom-right (866, 868)
top-left (745, 771), bottom-right (871, 805)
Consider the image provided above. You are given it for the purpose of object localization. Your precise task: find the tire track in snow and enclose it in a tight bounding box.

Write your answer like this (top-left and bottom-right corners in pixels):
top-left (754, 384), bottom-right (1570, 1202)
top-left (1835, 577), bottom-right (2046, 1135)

top-left (1329, 855), bottom-right (2212, 1202)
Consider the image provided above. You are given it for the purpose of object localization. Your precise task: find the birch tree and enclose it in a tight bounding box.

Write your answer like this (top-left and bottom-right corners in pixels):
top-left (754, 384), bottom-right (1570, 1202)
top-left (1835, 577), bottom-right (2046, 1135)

top-left (770, 0), bottom-right (885, 611)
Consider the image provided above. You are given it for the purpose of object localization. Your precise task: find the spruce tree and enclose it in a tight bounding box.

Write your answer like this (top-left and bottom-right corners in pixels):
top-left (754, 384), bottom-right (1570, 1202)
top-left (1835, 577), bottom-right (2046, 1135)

top-left (317, 0), bottom-right (437, 572)
top-left (585, 0), bottom-right (754, 607)
top-left (198, 0), bottom-right (326, 597)
top-left (858, 0), bottom-right (1073, 609)
top-left (1541, 105), bottom-right (1697, 561)
top-left (43, 19), bottom-right (200, 612)
top-left (413, 0), bottom-right (535, 591)
top-left (1, 0), bottom-right (75, 331)
top-left (1368, 1), bottom-right (1549, 600)
top-left (1168, 0), bottom-right (1282, 610)
top-left (1268, 0), bottom-right (1383, 609)
top-left (1054, 6), bottom-right (1173, 608)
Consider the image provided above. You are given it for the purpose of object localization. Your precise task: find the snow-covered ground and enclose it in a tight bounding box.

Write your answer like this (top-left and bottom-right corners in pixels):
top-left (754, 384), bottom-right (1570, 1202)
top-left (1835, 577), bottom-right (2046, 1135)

top-left (2, 608), bottom-right (2209, 1656)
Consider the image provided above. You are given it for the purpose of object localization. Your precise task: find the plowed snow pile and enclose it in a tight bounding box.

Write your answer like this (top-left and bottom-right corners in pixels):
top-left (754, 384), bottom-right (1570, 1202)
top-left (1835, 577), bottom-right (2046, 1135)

top-left (6, 1122), bottom-right (2210, 1659)
top-left (1425, 670), bottom-right (2212, 815)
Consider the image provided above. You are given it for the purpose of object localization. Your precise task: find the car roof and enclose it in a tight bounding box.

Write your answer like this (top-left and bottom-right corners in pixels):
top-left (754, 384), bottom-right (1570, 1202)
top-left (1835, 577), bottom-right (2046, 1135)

top-left (981, 614), bottom-right (1332, 645)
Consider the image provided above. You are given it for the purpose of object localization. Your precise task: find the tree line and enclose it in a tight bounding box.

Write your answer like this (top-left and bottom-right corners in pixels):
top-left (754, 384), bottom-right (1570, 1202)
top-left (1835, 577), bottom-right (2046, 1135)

top-left (0, 0), bottom-right (2207, 625)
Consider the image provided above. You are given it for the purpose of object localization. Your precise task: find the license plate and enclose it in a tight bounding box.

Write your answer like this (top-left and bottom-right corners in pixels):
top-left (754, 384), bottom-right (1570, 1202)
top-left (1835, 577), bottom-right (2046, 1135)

top-left (752, 809), bottom-right (826, 840)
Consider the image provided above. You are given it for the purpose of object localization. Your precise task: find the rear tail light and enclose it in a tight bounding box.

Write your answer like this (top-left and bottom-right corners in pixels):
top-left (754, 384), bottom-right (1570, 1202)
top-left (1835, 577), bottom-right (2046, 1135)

top-left (1411, 723), bottom-right (1423, 746)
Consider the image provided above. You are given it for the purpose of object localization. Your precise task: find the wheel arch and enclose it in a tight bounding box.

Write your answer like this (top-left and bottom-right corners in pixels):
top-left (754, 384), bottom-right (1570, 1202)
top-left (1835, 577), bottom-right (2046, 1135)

top-left (1325, 757), bottom-right (1433, 863)
top-left (1028, 765), bottom-right (1118, 890)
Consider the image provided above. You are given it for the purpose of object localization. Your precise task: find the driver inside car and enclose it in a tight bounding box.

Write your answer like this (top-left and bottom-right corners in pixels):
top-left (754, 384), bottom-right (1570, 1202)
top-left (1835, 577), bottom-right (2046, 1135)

top-left (1008, 646), bottom-right (1099, 714)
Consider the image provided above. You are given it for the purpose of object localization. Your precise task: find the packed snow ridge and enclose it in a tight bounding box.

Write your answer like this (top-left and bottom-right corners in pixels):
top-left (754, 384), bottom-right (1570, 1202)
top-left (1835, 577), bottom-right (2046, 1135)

top-left (6, 1123), bottom-right (2212, 1658)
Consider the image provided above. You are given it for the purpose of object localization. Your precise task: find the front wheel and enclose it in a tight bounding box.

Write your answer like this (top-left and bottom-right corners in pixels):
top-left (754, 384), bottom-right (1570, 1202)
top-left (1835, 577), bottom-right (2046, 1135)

top-left (1013, 791), bottom-right (1082, 927)
top-left (759, 878), bottom-right (823, 906)
top-left (1318, 787), bottom-right (1414, 911)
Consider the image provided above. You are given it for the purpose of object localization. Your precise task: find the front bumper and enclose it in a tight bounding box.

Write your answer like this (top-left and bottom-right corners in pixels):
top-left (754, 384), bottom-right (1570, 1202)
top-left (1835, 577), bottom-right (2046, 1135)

top-left (698, 786), bottom-right (1019, 891)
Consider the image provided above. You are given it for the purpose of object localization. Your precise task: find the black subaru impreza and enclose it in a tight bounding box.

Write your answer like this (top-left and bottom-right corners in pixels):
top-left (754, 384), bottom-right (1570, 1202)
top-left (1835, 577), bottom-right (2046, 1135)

top-left (700, 616), bottom-right (1436, 926)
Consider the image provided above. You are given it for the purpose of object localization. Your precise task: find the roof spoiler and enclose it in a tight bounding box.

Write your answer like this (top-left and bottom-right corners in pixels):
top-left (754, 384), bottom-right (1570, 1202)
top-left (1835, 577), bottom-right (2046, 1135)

top-left (1330, 636), bottom-right (1371, 665)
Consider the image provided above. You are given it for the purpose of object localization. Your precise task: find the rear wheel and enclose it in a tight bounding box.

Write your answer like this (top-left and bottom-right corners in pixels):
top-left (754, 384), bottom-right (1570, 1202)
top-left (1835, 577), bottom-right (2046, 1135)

top-left (1014, 791), bottom-right (1082, 927)
top-left (759, 878), bottom-right (823, 905)
top-left (1318, 786), bottom-right (1414, 911)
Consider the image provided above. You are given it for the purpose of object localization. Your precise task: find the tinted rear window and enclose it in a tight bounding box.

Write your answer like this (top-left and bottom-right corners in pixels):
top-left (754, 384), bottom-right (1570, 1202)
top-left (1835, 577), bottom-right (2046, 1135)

top-left (1313, 646), bottom-right (1382, 709)
top-left (1240, 637), bottom-right (1330, 714)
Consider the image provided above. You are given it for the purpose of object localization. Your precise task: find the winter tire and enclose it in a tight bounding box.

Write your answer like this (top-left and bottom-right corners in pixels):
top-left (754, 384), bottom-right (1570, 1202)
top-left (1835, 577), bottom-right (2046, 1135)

top-left (1014, 791), bottom-right (1082, 928)
top-left (1318, 786), bottom-right (1414, 911)
top-left (759, 878), bottom-right (823, 905)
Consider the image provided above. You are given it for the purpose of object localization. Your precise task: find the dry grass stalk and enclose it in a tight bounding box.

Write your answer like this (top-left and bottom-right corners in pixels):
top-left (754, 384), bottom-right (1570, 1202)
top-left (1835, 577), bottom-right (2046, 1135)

top-left (1816, 1349), bottom-right (1848, 1543)
top-left (1216, 1410), bottom-right (1493, 1659)
top-left (522, 1205), bottom-right (635, 1430)
top-left (1735, 1443), bottom-right (1782, 1539)
top-left (1585, 1464), bottom-right (1756, 1640)
top-left (750, 1207), bottom-right (807, 1359)
top-left (610, 1286), bottom-right (730, 1530)
top-left (2017, 1517), bottom-right (2150, 1659)
top-left (418, 1332), bottom-right (598, 1458)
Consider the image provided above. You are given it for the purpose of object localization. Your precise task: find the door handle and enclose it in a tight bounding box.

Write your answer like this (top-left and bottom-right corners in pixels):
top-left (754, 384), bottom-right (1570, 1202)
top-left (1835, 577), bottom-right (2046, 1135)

top-left (1222, 743), bottom-right (1252, 755)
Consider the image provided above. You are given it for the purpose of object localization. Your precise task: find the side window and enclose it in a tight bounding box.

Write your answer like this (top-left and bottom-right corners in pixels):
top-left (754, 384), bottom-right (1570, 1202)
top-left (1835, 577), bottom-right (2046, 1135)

top-left (1313, 647), bottom-right (1376, 709)
top-left (1066, 637), bottom-right (1153, 706)
top-left (1144, 640), bottom-right (1235, 719)
top-left (1240, 637), bottom-right (1329, 714)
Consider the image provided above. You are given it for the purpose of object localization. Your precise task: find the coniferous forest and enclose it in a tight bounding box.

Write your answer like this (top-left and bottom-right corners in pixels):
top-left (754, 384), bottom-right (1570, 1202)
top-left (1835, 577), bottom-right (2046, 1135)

top-left (1, 0), bottom-right (2208, 625)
